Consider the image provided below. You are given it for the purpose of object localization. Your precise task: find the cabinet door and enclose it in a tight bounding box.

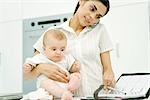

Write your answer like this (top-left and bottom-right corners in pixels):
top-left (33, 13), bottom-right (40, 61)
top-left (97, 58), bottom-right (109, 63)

top-left (0, 21), bottom-right (22, 96)
top-left (22, 0), bottom-right (77, 19)
top-left (101, 2), bottom-right (149, 78)
top-left (0, 3), bottom-right (22, 22)
top-left (109, 0), bottom-right (147, 7)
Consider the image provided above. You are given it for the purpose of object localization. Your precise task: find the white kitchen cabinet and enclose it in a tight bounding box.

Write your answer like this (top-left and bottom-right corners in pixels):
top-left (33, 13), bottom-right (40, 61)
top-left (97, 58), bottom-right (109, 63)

top-left (109, 0), bottom-right (148, 7)
top-left (0, 0), bottom-right (20, 3)
top-left (22, 0), bottom-right (77, 19)
top-left (101, 1), bottom-right (150, 78)
top-left (0, 3), bottom-right (22, 22)
top-left (0, 20), bottom-right (23, 96)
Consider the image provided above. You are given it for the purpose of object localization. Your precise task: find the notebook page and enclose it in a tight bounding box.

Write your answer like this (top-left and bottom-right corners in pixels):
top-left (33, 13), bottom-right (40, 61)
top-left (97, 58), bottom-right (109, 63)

top-left (98, 74), bottom-right (150, 98)
top-left (116, 75), bottom-right (150, 97)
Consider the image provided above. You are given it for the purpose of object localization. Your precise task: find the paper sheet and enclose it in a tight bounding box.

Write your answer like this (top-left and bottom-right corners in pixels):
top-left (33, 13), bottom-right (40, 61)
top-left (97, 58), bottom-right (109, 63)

top-left (98, 74), bottom-right (150, 98)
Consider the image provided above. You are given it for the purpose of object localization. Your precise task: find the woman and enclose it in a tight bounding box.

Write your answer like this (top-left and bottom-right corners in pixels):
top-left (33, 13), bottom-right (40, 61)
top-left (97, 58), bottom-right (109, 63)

top-left (24, 0), bottom-right (116, 96)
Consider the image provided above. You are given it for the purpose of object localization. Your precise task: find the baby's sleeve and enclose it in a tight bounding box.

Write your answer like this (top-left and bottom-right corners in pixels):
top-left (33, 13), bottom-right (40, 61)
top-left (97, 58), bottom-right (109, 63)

top-left (66, 54), bottom-right (75, 71)
top-left (25, 54), bottom-right (49, 67)
top-left (25, 57), bottom-right (36, 67)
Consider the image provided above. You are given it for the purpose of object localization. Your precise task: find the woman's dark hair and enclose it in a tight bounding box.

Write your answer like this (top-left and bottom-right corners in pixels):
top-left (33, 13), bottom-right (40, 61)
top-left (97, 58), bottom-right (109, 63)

top-left (73, 0), bottom-right (110, 16)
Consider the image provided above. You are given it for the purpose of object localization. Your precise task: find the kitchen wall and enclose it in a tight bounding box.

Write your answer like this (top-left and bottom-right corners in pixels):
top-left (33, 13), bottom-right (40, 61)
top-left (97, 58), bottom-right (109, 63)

top-left (0, 0), bottom-right (149, 95)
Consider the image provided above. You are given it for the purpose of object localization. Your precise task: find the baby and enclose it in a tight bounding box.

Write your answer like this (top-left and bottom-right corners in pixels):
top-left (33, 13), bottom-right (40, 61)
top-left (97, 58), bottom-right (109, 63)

top-left (23, 29), bottom-right (81, 100)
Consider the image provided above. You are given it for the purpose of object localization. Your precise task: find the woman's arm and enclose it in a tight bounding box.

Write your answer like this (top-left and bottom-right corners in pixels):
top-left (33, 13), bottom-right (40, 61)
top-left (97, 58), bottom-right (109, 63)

top-left (23, 50), bottom-right (40, 80)
top-left (23, 65), bottom-right (40, 80)
top-left (24, 63), bottom-right (69, 83)
top-left (100, 51), bottom-right (116, 88)
top-left (23, 51), bottom-right (69, 83)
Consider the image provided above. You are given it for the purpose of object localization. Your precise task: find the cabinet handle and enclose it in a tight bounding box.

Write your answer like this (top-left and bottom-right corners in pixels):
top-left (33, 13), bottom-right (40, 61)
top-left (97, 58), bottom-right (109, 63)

top-left (0, 52), bottom-right (1, 66)
top-left (116, 43), bottom-right (120, 58)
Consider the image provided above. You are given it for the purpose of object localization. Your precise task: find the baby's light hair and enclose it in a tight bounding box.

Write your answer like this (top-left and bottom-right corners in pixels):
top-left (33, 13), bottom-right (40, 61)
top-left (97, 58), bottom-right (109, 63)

top-left (43, 29), bottom-right (67, 47)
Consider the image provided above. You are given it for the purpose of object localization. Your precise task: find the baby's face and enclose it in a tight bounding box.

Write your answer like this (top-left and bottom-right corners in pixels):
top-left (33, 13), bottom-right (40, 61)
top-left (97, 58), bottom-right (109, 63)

top-left (44, 38), bottom-right (67, 62)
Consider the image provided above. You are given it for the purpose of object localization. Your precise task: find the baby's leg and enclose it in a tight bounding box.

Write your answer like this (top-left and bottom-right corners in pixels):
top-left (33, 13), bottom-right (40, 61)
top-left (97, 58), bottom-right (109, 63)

top-left (61, 91), bottom-right (73, 100)
top-left (68, 73), bottom-right (81, 92)
top-left (40, 79), bottom-right (65, 97)
top-left (40, 79), bottom-right (73, 99)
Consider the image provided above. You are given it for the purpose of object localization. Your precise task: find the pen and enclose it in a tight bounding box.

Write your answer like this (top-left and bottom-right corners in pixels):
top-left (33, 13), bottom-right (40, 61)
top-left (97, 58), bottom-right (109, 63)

top-left (107, 86), bottom-right (127, 95)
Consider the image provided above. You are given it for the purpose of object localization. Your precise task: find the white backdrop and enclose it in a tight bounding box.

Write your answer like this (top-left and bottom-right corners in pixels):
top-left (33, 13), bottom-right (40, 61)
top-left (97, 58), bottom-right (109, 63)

top-left (0, 0), bottom-right (149, 96)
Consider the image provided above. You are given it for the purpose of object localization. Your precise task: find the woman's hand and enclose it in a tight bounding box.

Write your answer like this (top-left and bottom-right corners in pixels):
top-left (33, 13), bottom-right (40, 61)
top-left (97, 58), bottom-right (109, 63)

top-left (103, 69), bottom-right (116, 89)
top-left (37, 63), bottom-right (69, 83)
top-left (100, 51), bottom-right (116, 89)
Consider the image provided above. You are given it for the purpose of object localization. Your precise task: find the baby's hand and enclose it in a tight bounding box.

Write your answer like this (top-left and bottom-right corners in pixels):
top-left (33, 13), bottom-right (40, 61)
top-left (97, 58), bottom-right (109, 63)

top-left (70, 60), bottom-right (81, 73)
top-left (23, 63), bottom-right (34, 73)
top-left (74, 60), bottom-right (80, 70)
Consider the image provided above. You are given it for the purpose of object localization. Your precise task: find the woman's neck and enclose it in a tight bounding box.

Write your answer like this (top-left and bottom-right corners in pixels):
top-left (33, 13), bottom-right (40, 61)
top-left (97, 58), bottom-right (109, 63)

top-left (69, 16), bottom-right (85, 35)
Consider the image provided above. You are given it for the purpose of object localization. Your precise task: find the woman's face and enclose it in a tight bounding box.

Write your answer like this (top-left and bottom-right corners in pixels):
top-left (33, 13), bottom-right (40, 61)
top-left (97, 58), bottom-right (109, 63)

top-left (76, 0), bottom-right (107, 26)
